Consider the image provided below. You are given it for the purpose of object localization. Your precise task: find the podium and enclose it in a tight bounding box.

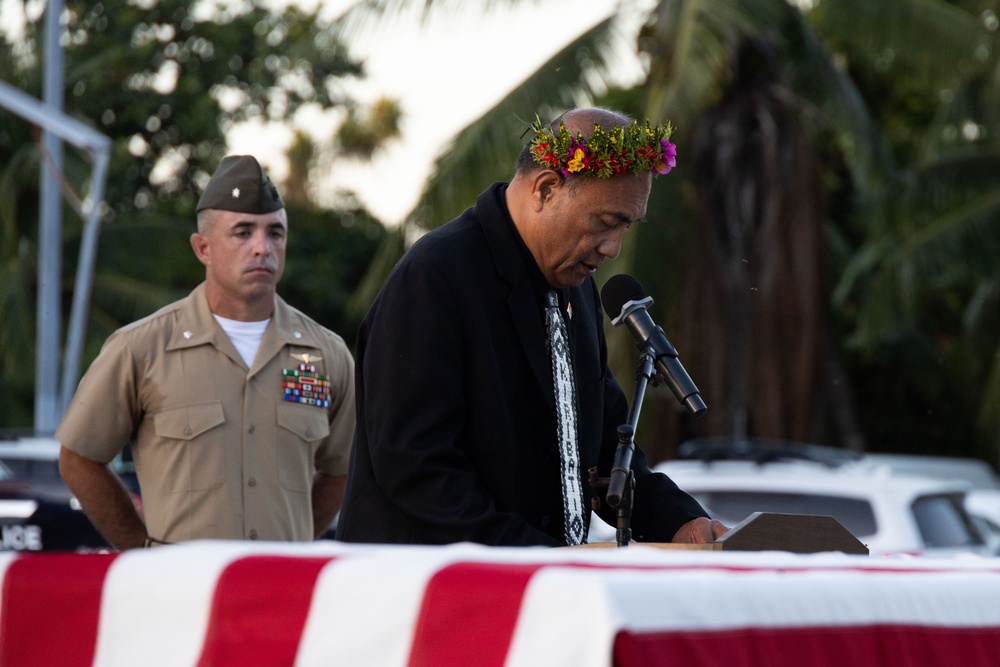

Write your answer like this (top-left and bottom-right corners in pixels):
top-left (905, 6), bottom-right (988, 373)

top-left (579, 512), bottom-right (869, 554)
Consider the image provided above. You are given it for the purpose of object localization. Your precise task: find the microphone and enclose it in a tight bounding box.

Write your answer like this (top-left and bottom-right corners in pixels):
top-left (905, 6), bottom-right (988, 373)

top-left (600, 274), bottom-right (707, 418)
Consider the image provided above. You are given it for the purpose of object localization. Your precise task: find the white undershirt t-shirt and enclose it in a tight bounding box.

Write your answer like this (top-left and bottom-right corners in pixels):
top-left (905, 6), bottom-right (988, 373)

top-left (213, 314), bottom-right (270, 368)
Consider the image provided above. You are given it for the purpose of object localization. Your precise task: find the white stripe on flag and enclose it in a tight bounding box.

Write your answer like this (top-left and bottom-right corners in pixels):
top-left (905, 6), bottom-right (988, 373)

top-left (297, 543), bottom-right (507, 667)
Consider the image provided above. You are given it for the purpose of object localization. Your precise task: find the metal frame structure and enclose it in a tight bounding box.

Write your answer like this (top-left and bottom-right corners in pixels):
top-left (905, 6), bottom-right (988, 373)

top-left (0, 78), bottom-right (111, 433)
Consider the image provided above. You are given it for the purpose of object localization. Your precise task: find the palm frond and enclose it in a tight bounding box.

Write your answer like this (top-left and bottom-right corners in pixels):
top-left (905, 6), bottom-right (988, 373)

top-left (345, 223), bottom-right (409, 323)
top-left (644, 0), bottom-right (894, 191)
top-left (836, 152), bottom-right (1000, 345)
top-left (644, 0), bottom-right (787, 130)
top-left (410, 15), bottom-right (629, 230)
top-left (88, 273), bottom-right (186, 328)
top-left (814, 0), bottom-right (994, 88)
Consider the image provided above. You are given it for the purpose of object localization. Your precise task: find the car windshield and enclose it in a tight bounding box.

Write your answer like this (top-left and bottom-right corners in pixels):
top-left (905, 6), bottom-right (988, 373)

top-left (912, 494), bottom-right (984, 548)
top-left (690, 491), bottom-right (878, 538)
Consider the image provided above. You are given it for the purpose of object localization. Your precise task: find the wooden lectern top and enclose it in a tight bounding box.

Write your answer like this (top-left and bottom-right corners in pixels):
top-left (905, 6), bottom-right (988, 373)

top-left (572, 512), bottom-right (869, 555)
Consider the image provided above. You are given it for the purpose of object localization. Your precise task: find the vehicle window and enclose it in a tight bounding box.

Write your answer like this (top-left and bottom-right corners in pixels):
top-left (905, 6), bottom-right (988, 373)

top-left (0, 458), bottom-right (61, 481)
top-left (692, 491), bottom-right (878, 538)
top-left (912, 494), bottom-right (984, 548)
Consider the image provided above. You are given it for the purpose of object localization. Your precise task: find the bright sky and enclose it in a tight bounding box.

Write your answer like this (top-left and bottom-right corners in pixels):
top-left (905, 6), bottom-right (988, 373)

top-left (230, 0), bottom-right (651, 224)
top-left (1, 0), bottom-right (650, 225)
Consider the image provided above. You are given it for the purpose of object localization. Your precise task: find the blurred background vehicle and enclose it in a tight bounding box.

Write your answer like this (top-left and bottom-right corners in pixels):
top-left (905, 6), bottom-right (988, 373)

top-left (0, 434), bottom-right (140, 552)
top-left (862, 451), bottom-right (1000, 542)
top-left (863, 452), bottom-right (1000, 491)
top-left (965, 490), bottom-right (1000, 537)
top-left (590, 438), bottom-right (999, 556)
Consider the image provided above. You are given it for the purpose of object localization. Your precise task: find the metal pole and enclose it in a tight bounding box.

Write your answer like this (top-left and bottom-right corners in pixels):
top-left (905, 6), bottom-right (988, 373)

top-left (35, 0), bottom-right (66, 435)
top-left (60, 148), bottom-right (110, 415)
top-left (0, 79), bottom-right (113, 428)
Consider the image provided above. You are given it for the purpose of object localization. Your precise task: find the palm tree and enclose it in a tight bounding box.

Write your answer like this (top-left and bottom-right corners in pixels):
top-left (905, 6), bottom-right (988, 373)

top-left (808, 0), bottom-right (1000, 464)
top-left (343, 0), bottom-right (1000, 463)
top-left (343, 0), bottom-right (879, 452)
top-left (633, 0), bottom-right (898, 456)
top-left (0, 0), bottom-right (400, 429)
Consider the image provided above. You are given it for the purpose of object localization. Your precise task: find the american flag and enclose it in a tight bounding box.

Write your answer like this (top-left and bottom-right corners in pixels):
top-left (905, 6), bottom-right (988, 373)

top-left (2, 542), bottom-right (1000, 667)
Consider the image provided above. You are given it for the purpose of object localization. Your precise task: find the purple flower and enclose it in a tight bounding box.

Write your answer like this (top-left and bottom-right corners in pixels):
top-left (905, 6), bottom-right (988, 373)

top-left (655, 140), bottom-right (677, 174)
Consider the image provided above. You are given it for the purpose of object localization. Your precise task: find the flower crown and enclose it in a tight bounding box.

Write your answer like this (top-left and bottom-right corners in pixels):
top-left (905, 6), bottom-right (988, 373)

top-left (527, 116), bottom-right (677, 178)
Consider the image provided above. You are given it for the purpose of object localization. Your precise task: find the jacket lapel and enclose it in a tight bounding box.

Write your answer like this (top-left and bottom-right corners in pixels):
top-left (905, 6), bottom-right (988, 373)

top-left (508, 278), bottom-right (554, 410)
top-left (477, 185), bottom-right (555, 411)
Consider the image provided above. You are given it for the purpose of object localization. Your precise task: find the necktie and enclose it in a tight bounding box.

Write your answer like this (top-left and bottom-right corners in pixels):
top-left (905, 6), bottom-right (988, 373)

top-left (545, 290), bottom-right (586, 545)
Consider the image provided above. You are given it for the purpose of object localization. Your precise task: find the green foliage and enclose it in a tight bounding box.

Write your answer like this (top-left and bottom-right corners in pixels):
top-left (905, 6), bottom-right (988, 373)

top-left (336, 98), bottom-right (403, 159)
top-left (349, 0), bottom-right (1000, 465)
top-left (0, 1), bottom-right (388, 428)
top-left (812, 0), bottom-right (1000, 461)
top-left (346, 13), bottom-right (631, 312)
top-left (412, 14), bottom-right (631, 230)
top-left (280, 203), bottom-right (387, 348)
top-left (61, 0), bottom-right (360, 216)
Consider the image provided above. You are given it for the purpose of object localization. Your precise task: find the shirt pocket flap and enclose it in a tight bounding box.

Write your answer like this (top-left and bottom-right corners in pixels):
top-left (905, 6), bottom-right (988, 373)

top-left (154, 402), bottom-right (225, 440)
top-left (277, 403), bottom-right (330, 443)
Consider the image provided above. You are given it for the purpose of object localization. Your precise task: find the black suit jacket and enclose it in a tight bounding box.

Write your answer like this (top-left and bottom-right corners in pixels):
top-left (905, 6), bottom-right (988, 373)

top-left (337, 183), bottom-right (708, 545)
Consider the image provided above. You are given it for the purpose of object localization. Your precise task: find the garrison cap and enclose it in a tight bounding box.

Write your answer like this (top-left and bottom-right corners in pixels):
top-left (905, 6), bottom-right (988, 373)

top-left (196, 155), bottom-right (284, 214)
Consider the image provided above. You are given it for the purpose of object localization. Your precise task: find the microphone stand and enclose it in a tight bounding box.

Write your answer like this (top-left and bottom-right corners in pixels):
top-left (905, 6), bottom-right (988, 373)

top-left (589, 346), bottom-right (659, 548)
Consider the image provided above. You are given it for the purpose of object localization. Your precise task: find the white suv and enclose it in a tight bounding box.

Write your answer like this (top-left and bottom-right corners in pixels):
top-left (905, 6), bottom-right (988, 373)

top-left (639, 439), bottom-right (996, 556)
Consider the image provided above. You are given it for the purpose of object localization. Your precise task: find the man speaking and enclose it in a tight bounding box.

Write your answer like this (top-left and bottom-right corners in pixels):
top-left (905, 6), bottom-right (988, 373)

top-left (338, 108), bottom-right (725, 547)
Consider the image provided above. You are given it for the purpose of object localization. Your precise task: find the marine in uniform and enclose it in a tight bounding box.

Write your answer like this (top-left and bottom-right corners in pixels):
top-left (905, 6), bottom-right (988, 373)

top-left (58, 156), bottom-right (355, 548)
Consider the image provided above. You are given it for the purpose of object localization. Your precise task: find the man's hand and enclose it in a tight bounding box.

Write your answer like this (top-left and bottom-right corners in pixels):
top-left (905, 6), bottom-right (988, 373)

top-left (671, 517), bottom-right (729, 544)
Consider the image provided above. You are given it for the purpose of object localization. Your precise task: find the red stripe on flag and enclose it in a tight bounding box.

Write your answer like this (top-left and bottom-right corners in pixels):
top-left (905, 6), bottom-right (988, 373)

top-left (195, 555), bottom-right (336, 667)
top-left (613, 625), bottom-right (1000, 667)
top-left (0, 552), bottom-right (118, 667)
top-left (407, 562), bottom-right (544, 667)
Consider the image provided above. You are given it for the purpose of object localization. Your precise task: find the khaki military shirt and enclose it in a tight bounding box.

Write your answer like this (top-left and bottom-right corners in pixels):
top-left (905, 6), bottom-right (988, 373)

top-left (56, 283), bottom-right (355, 543)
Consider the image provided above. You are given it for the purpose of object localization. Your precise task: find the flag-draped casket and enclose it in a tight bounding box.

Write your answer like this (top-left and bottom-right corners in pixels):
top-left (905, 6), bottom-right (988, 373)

top-left (2, 541), bottom-right (1000, 666)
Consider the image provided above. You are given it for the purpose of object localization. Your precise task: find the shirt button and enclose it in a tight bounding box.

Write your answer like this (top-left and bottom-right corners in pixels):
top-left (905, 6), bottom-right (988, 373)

top-left (248, 478), bottom-right (257, 487)
top-left (248, 424), bottom-right (255, 434)
top-left (183, 426), bottom-right (192, 436)
top-left (249, 530), bottom-right (258, 540)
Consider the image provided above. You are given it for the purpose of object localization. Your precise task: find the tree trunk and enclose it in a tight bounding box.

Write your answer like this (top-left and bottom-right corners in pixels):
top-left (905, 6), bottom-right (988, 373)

top-left (646, 38), bottom-right (829, 462)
